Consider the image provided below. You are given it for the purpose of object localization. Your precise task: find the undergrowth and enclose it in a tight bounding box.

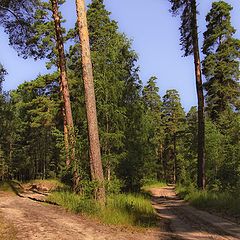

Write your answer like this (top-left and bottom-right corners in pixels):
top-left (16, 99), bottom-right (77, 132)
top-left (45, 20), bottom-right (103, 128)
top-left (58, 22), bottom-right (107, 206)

top-left (47, 191), bottom-right (157, 228)
top-left (176, 184), bottom-right (240, 217)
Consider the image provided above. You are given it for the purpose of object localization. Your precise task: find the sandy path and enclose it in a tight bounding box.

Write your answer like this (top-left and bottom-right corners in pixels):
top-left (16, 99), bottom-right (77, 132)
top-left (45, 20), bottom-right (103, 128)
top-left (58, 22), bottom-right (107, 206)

top-left (1, 187), bottom-right (239, 240)
top-left (150, 186), bottom-right (240, 240)
top-left (0, 192), bottom-right (166, 240)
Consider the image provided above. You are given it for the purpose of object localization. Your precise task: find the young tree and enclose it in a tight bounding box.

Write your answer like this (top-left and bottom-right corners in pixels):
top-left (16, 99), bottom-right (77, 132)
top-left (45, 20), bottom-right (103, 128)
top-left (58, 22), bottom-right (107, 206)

top-left (202, 1), bottom-right (240, 122)
top-left (169, 0), bottom-right (205, 189)
top-left (142, 77), bottom-right (164, 181)
top-left (162, 89), bottom-right (185, 183)
top-left (75, 0), bottom-right (105, 203)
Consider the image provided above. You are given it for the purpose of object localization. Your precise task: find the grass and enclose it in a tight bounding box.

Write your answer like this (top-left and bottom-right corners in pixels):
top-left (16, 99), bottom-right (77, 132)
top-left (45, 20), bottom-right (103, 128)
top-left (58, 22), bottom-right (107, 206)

top-left (176, 184), bottom-right (240, 218)
top-left (47, 191), bottom-right (157, 228)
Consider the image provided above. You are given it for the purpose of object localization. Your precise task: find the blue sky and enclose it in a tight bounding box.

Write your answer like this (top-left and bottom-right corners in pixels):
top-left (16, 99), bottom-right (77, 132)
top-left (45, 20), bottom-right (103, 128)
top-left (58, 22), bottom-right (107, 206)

top-left (1, 0), bottom-right (240, 111)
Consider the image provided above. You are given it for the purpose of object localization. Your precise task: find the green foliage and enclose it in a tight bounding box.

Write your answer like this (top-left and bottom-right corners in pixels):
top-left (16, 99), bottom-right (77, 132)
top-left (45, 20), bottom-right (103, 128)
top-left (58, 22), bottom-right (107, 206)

top-left (141, 77), bottom-right (164, 181)
top-left (8, 74), bottom-right (62, 181)
top-left (1, 0), bottom-right (239, 202)
top-left (203, 1), bottom-right (240, 122)
top-left (169, 0), bottom-right (197, 57)
top-left (162, 89), bottom-right (185, 183)
top-left (0, 0), bottom-right (66, 63)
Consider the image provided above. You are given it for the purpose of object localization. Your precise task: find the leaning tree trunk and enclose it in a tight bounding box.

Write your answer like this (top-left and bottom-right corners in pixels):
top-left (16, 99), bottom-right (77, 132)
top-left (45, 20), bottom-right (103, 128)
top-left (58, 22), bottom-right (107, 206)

top-left (75, 0), bottom-right (106, 204)
top-left (51, 0), bottom-right (77, 187)
top-left (191, 0), bottom-right (206, 190)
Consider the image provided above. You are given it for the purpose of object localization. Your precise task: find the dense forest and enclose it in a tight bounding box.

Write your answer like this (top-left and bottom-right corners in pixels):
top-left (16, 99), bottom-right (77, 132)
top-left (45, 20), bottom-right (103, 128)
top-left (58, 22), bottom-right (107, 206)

top-left (0, 0), bottom-right (239, 205)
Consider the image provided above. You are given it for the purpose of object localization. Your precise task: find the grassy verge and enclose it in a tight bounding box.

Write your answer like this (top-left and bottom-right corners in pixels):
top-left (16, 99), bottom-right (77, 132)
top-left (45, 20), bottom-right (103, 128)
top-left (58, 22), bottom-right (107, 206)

top-left (0, 182), bottom-right (13, 192)
top-left (47, 191), bottom-right (157, 228)
top-left (0, 214), bottom-right (16, 240)
top-left (0, 180), bottom-right (23, 195)
top-left (176, 184), bottom-right (240, 218)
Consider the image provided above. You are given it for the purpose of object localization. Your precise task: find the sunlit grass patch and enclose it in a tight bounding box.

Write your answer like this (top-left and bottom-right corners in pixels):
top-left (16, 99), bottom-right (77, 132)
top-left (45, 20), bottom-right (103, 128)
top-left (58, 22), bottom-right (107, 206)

top-left (47, 191), bottom-right (99, 215)
top-left (47, 191), bottom-right (157, 228)
top-left (176, 184), bottom-right (240, 217)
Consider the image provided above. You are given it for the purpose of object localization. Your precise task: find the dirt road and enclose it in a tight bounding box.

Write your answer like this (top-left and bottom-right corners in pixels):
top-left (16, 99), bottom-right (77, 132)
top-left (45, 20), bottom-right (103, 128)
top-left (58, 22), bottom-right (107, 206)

top-left (1, 187), bottom-right (240, 240)
top-left (0, 191), bottom-right (163, 240)
top-left (150, 186), bottom-right (240, 240)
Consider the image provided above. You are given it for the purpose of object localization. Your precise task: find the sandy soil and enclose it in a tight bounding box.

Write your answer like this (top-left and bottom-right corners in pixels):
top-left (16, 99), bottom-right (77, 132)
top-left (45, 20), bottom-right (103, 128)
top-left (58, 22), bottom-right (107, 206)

top-left (150, 186), bottom-right (240, 240)
top-left (1, 186), bottom-right (240, 240)
top-left (0, 191), bottom-right (165, 240)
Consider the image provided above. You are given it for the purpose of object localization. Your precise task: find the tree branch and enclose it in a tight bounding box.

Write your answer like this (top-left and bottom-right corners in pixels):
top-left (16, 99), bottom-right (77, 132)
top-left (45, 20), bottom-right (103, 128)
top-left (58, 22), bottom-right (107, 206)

top-left (0, 5), bottom-right (20, 20)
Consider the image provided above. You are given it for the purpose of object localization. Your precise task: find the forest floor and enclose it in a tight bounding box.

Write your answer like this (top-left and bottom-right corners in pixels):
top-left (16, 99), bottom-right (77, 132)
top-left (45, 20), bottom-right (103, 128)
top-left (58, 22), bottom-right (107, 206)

top-left (0, 185), bottom-right (240, 240)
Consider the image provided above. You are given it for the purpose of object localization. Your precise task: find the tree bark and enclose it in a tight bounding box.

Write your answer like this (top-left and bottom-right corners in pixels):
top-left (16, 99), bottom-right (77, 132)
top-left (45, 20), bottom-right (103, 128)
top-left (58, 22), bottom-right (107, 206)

top-left (60, 80), bottom-right (70, 167)
top-left (191, 0), bottom-right (206, 190)
top-left (51, 0), bottom-right (79, 191)
top-left (63, 107), bottom-right (70, 166)
top-left (75, 0), bottom-right (106, 204)
top-left (51, 0), bottom-right (75, 168)
top-left (173, 134), bottom-right (177, 184)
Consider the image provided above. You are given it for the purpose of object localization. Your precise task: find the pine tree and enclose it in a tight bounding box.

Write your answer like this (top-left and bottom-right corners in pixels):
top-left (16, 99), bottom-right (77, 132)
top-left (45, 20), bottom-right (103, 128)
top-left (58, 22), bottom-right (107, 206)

top-left (1, 0), bottom-right (77, 186)
top-left (182, 106), bottom-right (198, 184)
top-left (10, 75), bottom-right (61, 180)
top-left (169, 0), bottom-right (206, 189)
top-left (86, 0), bottom-right (130, 183)
top-left (142, 77), bottom-right (164, 181)
top-left (75, 0), bottom-right (106, 203)
top-left (202, 1), bottom-right (240, 122)
top-left (51, 0), bottom-right (76, 173)
top-left (162, 89), bottom-right (185, 183)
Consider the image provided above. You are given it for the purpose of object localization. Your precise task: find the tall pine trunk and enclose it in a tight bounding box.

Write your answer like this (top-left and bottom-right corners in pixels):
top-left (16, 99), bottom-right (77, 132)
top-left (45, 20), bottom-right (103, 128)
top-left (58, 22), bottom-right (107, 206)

top-left (51, 0), bottom-right (77, 185)
top-left (173, 134), bottom-right (177, 184)
top-left (191, 0), bottom-right (205, 190)
top-left (75, 0), bottom-right (106, 203)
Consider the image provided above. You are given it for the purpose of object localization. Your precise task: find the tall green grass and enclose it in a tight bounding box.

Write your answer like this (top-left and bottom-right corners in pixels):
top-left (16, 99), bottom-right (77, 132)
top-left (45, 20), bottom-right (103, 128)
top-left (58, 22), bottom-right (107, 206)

top-left (47, 192), bottom-right (157, 227)
top-left (176, 184), bottom-right (240, 217)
